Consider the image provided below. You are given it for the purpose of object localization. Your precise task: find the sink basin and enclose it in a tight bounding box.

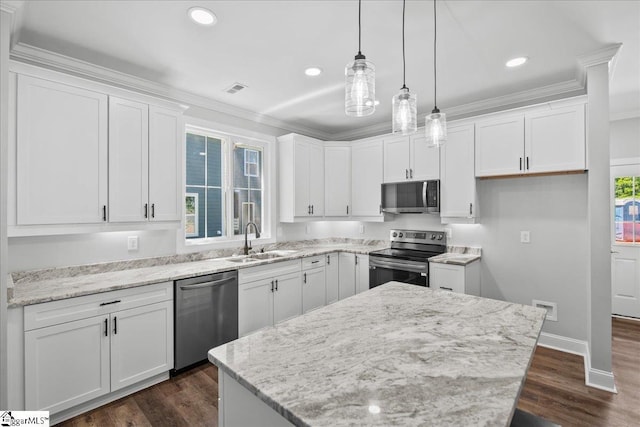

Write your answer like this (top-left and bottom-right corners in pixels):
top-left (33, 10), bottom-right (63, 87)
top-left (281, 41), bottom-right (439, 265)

top-left (225, 250), bottom-right (298, 264)
top-left (226, 257), bottom-right (257, 264)
top-left (249, 252), bottom-right (284, 260)
top-left (264, 250), bottom-right (298, 257)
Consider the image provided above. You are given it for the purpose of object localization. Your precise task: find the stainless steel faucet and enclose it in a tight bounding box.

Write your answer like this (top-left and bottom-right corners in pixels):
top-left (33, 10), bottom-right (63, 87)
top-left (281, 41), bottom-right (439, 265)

top-left (243, 222), bottom-right (261, 255)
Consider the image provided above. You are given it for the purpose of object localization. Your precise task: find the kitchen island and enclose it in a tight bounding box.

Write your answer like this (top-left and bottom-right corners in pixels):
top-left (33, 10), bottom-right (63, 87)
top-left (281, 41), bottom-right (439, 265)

top-left (208, 281), bottom-right (546, 427)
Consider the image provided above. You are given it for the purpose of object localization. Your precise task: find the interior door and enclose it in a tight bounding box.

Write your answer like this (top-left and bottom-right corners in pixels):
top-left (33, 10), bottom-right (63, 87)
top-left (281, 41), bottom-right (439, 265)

top-left (611, 163), bottom-right (640, 318)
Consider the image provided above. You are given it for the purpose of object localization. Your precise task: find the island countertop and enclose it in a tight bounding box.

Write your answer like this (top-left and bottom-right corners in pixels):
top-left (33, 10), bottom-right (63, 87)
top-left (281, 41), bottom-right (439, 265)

top-left (208, 282), bottom-right (546, 427)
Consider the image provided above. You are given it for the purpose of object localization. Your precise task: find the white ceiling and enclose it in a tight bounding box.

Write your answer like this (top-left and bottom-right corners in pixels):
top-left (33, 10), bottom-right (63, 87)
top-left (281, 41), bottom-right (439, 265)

top-left (8, 0), bottom-right (640, 139)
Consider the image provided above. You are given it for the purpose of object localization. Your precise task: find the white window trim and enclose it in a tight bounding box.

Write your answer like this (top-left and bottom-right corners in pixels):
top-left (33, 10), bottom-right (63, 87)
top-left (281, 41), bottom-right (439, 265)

top-left (178, 118), bottom-right (276, 253)
top-left (244, 149), bottom-right (259, 177)
top-left (185, 192), bottom-right (199, 238)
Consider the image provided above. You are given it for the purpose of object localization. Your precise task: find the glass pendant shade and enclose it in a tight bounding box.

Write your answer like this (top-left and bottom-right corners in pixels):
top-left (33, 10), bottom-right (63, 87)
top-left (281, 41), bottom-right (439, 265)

top-left (345, 56), bottom-right (376, 117)
top-left (425, 110), bottom-right (447, 147)
top-left (392, 87), bottom-right (417, 135)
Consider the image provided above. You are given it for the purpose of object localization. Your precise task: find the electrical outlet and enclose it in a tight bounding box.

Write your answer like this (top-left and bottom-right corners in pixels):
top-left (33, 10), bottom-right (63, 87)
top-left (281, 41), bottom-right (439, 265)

top-left (520, 231), bottom-right (530, 243)
top-left (533, 300), bottom-right (557, 321)
top-left (127, 236), bottom-right (139, 251)
top-left (359, 225), bottom-right (365, 234)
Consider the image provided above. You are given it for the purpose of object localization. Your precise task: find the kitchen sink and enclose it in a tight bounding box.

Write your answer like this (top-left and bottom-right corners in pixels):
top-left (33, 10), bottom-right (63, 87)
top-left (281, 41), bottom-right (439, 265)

top-left (225, 250), bottom-right (298, 264)
top-left (226, 257), bottom-right (257, 264)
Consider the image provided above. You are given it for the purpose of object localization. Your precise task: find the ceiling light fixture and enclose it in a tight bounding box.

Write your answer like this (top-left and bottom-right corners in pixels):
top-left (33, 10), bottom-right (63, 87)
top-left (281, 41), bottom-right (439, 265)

top-left (425, 0), bottom-right (446, 147)
top-left (506, 56), bottom-right (528, 68)
top-left (392, 0), bottom-right (417, 135)
top-left (305, 67), bottom-right (322, 77)
top-left (345, 0), bottom-right (375, 117)
top-left (188, 7), bottom-right (217, 26)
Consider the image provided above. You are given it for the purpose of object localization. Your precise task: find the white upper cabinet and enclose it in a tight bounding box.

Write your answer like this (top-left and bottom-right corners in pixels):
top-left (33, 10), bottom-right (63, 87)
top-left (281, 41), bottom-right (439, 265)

top-left (475, 99), bottom-right (586, 177)
top-left (148, 106), bottom-right (182, 222)
top-left (351, 138), bottom-right (384, 218)
top-left (16, 75), bottom-right (108, 225)
top-left (440, 124), bottom-right (477, 220)
top-left (383, 134), bottom-right (439, 182)
top-left (108, 97), bottom-right (149, 223)
top-left (279, 133), bottom-right (325, 221)
top-left (324, 145), bottom-right (351, 217)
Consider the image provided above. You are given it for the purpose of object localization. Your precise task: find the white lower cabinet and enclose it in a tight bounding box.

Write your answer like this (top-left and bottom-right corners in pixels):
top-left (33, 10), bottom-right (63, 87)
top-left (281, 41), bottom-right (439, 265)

top-left (238, 260), bottom-right (302, 337)
top-left (429, 261), bottom-right (480, 296)
top-left (24, 282), bottom-right (173, 414)
top-left (338, 253), bottom-right (370, 299)
top-left (325, 253), bottom-right (340, 304)
top-left (302, 255), bottom-right (327, 313)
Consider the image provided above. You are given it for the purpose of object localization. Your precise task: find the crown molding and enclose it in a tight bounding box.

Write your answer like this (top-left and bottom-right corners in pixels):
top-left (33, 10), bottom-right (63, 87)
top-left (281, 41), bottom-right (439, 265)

top-left (0, 0), bottom-right (22, 14)
top-left (9, 42), bottom-right (333, 140)
top-left (334, 79), bottom-right (585, 141)
top-left (576, 43), bottom-right (623, 86)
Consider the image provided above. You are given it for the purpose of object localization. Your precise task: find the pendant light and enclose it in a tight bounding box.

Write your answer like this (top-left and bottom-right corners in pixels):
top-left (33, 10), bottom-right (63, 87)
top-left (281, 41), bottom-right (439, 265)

top-left (345, 0), bottom-right (375, 117)
top-left (392, 0), bottom-right (417, 135)
top-left (425, 0), bottom-right (446, 147)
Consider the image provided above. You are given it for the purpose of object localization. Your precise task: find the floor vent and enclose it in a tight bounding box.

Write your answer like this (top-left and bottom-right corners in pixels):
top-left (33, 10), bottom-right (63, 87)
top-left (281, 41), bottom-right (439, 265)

top-left (225, 83), bottom-right (248, 94)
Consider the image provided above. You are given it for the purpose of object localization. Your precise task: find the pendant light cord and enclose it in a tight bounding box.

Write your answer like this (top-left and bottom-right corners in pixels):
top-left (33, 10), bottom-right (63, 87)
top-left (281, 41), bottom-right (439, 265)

top-left (402, 0), bottom-right (406, 88)
top-left (433, 0), bottom-right (437, 108)
top-left (358, 0), bottom-right (362, 55)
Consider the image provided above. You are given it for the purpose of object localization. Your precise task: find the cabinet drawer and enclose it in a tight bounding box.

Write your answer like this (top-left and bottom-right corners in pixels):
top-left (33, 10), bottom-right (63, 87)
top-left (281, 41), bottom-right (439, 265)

top-left (430, 265), bottom-right (465, 294)
top-left (302, 255), bottom-right (326, 270)
top-left (24, 281), bottom-right (172, 331)
top-left (239, 259), bottom-right (301, 284)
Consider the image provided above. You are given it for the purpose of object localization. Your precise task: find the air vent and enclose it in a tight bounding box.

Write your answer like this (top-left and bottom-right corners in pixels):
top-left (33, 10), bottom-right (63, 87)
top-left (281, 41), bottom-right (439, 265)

top-left (225, 83), bottom-right (248, 94)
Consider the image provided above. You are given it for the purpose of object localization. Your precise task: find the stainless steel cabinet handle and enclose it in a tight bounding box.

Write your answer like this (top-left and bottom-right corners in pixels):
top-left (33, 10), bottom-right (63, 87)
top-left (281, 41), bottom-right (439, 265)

top-left (113, 316), bottom-right (117, 334)
top-left (144, 203), bottom-right (148, 219)
top-left (440, 286), bottom-right (453, 291)
top-left (104, 318), bottom-right (108, 337)
top-left (275, 279), bottom-right (278, 291)
top-left (151, 203), bottom-right (155, 218)
top-left (102, 205), bottom-right (107, 221)
top-left (100, 299), bottom-right (121, 306)
top-left (303, 273), bottom-right (307, 283)
top-left (180, 277), bottom-right (236, 290)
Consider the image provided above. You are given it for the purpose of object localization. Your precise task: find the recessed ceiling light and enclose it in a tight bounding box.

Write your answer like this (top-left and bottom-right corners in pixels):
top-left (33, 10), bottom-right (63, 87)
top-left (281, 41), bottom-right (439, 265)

top-left (188, 7), bottom-right (217, 26)
top-left (305, 67), bottom-right (322, 77)
top-left (506, 57), bottom-right (528, 68)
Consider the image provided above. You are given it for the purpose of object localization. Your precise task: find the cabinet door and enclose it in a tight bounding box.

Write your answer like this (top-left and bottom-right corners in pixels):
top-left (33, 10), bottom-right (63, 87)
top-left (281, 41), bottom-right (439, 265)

top-left (325, 253), bottom-right (340, 304)
top-left (293, 140), bottom-right (311, 217)
top-left (338, 253), bottom-right (356, 300)
top-left (25, 315), bottom-right (110, 412)
top-left (110, 301), bottom-right (173, 392)
top-left (383, 136), bottom-right (410, 182)
top-left (324, 146), bottom-right (351, 217)
top-left (273, 272), bottom-right (302, 324)
top-left (17, 75), bottom-right (108, 225)
top-left (410, 135), bottom-right (440, 180)
top-left (430, 263), bottom-right (465, 294)
top-left (108, 97), bottom-right (149, 223)
top-left (308, 143), bottom-right (325, 216)
top-left (149, 106), bottom-right (182, 221)
top-left (302, 267), bottom-right (326, 313)
top-left (239, 280), bottom-right (274, 337)
top-left (525, 104), bottom-right (585, 173)
top-left (355, 254), bottom-right (370, 294)
top-left (441, 124), bottom-right (476, 218)
top-left (351, 140), bottom-right (383, 217)
top-left (475, 115), bottom-right (524, 177)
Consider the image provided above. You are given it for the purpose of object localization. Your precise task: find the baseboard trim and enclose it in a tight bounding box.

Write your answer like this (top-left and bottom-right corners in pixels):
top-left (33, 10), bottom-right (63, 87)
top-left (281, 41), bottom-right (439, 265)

top-left (537, 332), bottom-right (617, 393)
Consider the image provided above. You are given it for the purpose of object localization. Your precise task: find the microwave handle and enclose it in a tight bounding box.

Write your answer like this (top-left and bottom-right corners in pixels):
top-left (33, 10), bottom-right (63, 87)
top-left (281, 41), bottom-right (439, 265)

top-left (422, 181), bottom-right (427, 208)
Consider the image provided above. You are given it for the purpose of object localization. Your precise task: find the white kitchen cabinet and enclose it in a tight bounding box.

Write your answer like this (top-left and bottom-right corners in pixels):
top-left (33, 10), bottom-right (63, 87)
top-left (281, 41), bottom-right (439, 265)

top-left (238, 260), bottom-right (302, 336)
top-left (475, 99), bottom-right (586, 177)
top-left (356, 254), bottom-right (370, 294)
top-left (324, 145), bottom-right (351, 217)
top-left (279, 133), bottom-right (324, 221)
top-left (302, 257), bottom-right (327, 313)
top-left (325, 253), bottom-right (340, 304)
top-left (383, 134), bottom-right (439, 182)
top-left (351, 139), bottom-right (384, 218)
top-left (429, 260), bottom-right (480, 296)
top-left (24, 282), bottom-right (173, 414)
top-left (338, 253), bottom-right (370, 299)
top-left (16, 74), bottom-right (108, 225)
top-left (108, 96), bottom-right (149, 222)
top-left (440, 123), bottom-right (477, 220)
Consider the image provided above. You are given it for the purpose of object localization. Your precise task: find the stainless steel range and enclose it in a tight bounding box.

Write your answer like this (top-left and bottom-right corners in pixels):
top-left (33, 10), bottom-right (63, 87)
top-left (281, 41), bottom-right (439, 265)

top-left (369, 229), bottom-right (446, 288)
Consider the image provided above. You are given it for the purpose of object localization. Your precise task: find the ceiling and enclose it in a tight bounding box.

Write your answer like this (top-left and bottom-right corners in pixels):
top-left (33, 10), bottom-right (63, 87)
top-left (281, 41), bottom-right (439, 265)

top-left (7, 0), bottom-right (640, 139)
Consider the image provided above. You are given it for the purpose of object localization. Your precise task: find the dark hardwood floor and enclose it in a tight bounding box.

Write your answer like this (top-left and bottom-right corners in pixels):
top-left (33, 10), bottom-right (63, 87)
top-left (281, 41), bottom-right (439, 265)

top-left (59, 317), bottom-right (639, 427)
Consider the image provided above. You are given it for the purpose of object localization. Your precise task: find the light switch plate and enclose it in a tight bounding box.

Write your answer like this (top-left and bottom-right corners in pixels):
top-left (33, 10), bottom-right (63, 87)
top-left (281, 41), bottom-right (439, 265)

top-left (127, 236), bottom-right (139, 251)
top-left (520, 231), bottom-right (530, 243)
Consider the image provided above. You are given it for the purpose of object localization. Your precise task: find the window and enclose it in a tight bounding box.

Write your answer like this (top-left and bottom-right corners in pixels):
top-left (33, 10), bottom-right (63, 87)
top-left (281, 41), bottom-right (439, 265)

top-left (614, 176), bottom-right (640, 244)
top-left (184, 125), bottom-right (269, 244)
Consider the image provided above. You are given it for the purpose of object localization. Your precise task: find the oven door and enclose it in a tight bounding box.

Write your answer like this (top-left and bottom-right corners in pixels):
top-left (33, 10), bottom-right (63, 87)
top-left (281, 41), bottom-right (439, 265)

top-left (369, 256), bottom-right (428, 289)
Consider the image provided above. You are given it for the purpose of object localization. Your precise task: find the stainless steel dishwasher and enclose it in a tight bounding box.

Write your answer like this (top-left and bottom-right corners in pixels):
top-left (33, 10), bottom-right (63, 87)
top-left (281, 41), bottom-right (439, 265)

top-left (173, 270), bottom-right (238, 373)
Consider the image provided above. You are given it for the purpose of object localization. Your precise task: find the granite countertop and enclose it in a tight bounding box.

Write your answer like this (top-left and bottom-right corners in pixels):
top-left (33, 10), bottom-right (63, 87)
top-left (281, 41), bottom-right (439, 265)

top-left (208, 281), bottom-right (546, 427)
top-left (430, 245), bottom-right (482, 265)
top-left (7, 239), bottom-right (386, 307)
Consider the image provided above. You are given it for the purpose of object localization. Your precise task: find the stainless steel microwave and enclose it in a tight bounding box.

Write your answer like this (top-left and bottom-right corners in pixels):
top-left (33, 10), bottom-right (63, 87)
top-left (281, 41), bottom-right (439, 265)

top-left (381, 180), bottom-right (440, 214)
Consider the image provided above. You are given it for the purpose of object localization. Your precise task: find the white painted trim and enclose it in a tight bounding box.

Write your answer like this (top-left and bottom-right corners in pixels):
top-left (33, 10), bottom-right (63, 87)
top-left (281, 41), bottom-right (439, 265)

top-left (610, 157), bottom-right (640, 166)
top-left (610, 110), bottom-right (640, 121)
top-left (576, 43), bottom-right (623, 86)
top-left (537, 332), bottom-right (617, 393)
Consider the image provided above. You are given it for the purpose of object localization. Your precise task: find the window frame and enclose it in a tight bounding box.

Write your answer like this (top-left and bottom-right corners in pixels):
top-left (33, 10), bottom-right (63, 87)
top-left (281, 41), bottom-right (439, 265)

top-left (185, 192), bottom-right (199, 238)
top-left (180, 119), bottom-right (276, 252)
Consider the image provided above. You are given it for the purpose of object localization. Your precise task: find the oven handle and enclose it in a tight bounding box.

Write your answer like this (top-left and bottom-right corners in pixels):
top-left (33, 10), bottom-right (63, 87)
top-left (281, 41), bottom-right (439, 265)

top-left (369, 257), bottom-right (428, 274)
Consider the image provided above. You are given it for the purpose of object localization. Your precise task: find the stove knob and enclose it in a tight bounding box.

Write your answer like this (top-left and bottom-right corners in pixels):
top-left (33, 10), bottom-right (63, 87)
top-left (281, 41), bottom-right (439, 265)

top-left (437, 235), bottom-right (443, 240)
top-left (398, 232), bottom-right (404, 238)
top-left (431, 234), bottom-right (436, 239)
top-left (392, 232), bottom-right (398, 238)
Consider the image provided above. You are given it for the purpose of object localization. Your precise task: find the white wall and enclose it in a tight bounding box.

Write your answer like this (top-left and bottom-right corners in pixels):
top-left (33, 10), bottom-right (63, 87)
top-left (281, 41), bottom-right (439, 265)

top-left (610, 117), bottom-right (640, 160)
